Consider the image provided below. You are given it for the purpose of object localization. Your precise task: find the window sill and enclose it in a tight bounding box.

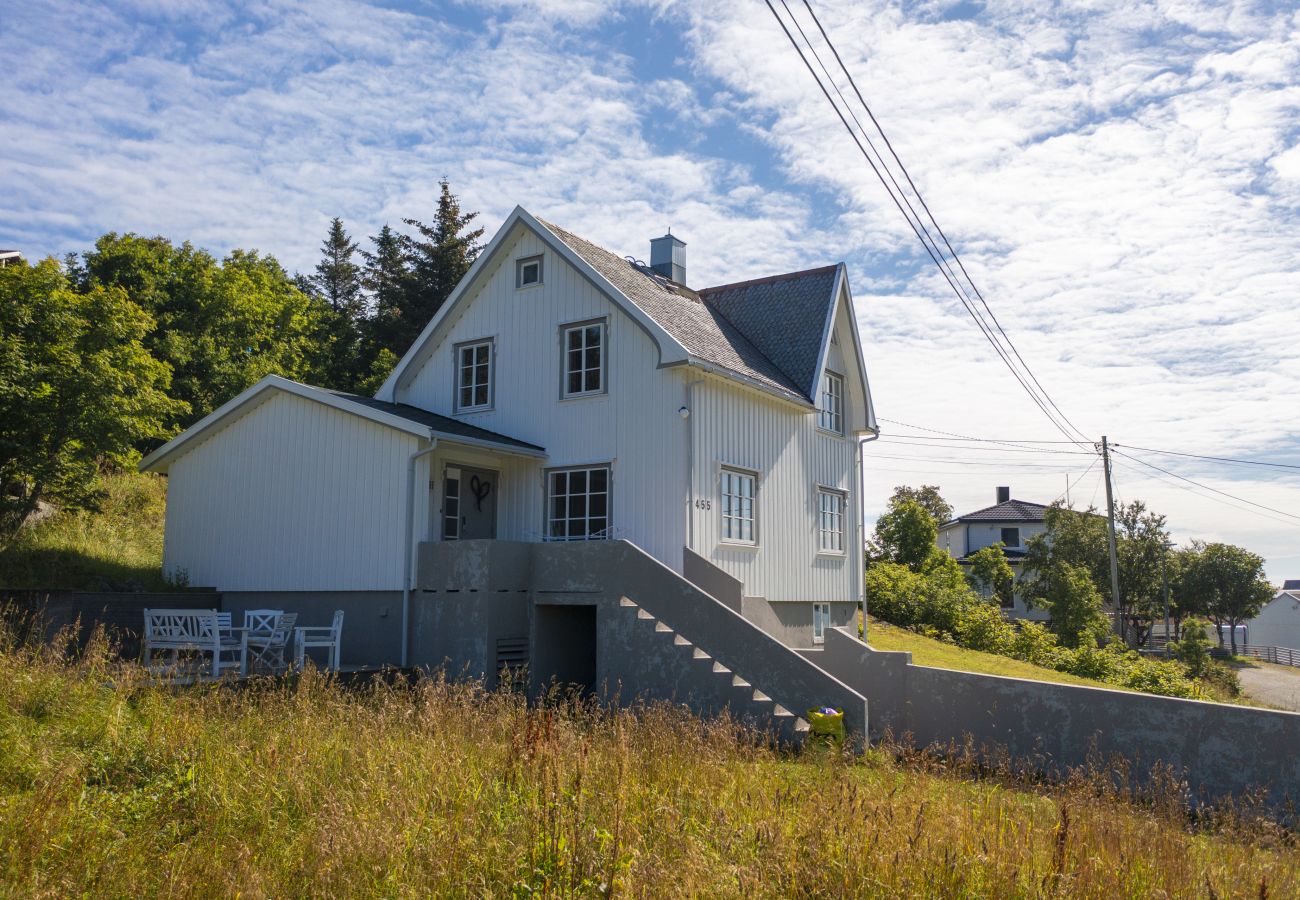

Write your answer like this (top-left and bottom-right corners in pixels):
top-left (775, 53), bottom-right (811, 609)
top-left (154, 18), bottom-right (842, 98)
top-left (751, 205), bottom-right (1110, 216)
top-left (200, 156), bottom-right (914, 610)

top-left (815, 427), bottom-right (847, 439)
top-left (718, 540), bottom-right (759, 551)
top-left (816, 550), bottom-right (847, 559)
top-left (515, 282), bottom-right (543, 291)
top-left (454, 405), bottom-right (494, 416)
top-left (559, 391), bottom-right (608, 403)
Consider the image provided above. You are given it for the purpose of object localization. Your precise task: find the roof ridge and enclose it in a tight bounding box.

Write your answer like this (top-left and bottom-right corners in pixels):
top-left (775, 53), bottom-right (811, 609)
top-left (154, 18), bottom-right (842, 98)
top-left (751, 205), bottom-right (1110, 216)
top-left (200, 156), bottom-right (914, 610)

top-left (697, 264), bottom-right (840, 296)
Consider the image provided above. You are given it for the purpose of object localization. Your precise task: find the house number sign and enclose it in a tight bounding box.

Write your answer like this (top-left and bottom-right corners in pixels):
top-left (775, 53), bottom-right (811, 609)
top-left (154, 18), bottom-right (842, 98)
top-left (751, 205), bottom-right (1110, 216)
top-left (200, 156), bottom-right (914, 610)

top-left (693, 499), bottom-right (712, 510)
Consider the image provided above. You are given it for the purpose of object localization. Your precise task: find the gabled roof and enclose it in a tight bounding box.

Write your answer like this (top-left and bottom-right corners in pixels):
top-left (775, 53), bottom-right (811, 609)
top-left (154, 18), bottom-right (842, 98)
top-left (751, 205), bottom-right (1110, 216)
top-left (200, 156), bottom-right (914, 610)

top-left (697, 266), bottom-right (840, 399)
top-left (140, 375), bottom-right (544, 473)
top-left (380, 206), bottom-right (873, 421)
top-left (943, 499), bottom-right (1050, 526)
top-left (538, 220), bottom-right (813, 402)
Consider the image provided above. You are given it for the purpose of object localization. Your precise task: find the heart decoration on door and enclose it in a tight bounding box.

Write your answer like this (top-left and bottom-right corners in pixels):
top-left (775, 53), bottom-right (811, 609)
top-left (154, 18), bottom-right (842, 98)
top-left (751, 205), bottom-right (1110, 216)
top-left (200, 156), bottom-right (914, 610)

top-left (469, 474), bottom-right (492, 512)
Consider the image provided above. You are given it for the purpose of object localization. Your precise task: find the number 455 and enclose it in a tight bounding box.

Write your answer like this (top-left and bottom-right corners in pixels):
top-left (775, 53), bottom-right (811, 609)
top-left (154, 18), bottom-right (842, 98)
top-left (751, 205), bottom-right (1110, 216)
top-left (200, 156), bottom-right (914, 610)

top-left (693, 499), bottom-right (712, 510)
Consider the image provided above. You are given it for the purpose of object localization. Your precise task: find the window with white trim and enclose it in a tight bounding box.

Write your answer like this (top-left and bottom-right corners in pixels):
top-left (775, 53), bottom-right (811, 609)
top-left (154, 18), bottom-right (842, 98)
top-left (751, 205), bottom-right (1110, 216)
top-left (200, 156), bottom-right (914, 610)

top-left (442, 468), bottom-right (461, 540)
top-left (562, 321), bottom-right (605, 397)
top-left (455, 339), bottom-right (494, 411)
top-left (818, 370), bottom-right (844, 433)
top-left (817, 488), bottom-right (845, 553)
top-left (813, 603), bottom-right (831, 644)
top-left (517, 255), bottom-right (543, 288)
top-left (720, 467), bottom-right (756, 544)
top-left (546, 465), bottom-right (610, 541)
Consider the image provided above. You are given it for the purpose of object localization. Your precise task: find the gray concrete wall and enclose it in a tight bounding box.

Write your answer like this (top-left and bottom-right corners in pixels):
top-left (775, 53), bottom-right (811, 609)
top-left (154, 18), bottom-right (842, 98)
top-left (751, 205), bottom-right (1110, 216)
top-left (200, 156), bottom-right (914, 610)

top-left (222, 591), bottom-right (400, 668)
top-left (683, 548), bottom-right (743, 612)
top-left (817, 627), bottom-right (1300, 808)
top-left (1, 590), bottom-right (218, 659)
top-left (743, 598), bottom-right (857, 647)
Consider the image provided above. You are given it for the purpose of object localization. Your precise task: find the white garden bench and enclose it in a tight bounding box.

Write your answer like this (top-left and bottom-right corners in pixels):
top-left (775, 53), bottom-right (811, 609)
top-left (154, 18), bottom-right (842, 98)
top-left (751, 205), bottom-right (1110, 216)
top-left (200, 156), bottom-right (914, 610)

top-left (143, 609), bottom-right (247, 678)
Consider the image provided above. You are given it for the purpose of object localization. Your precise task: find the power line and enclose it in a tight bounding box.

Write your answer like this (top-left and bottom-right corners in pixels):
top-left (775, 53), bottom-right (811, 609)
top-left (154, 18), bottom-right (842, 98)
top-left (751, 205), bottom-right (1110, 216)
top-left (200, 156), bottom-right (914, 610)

top-left (865, 451), bottom-right (1097, 470)
top-left (877, 417), bottom-right (1090, 448)
top-left (1111, 457), bottom-right (1300, 531)
top-left (1113, 449), bottom-right (1300, 525)
top-left (877, 437), bottom-right (1095, 456)
top-left (797, 0), bottom-right (1092, 446)
top-left (763, 0), bottom-right (1090, 447)
top-left (1112, 443), bottom-right (1300, 473)
top-left (1050, 456), bottom-right (1101, 504)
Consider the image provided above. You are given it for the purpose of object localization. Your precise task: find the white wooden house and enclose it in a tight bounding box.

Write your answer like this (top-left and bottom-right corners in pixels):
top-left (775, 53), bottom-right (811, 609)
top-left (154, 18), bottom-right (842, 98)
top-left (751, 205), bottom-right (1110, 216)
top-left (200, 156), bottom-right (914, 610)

top-left (1247, 581), bottom-right (1300, 650)
top-left (936, 487), bottom-right (1050, 620)
top-left (141, 207), bottom-right (877, 668)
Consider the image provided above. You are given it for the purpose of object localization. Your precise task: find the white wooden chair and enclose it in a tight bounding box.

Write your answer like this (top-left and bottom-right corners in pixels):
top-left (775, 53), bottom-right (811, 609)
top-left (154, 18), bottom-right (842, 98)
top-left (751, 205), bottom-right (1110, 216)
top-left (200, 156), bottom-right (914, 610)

top-left (144, 609), bottom-right (247, 679)
top-left (294, 610), bottom-right (344, 671)
top-left (243, 609), bottom-right (284, 636)
top-left (246, 612), bottom-right (297, 674)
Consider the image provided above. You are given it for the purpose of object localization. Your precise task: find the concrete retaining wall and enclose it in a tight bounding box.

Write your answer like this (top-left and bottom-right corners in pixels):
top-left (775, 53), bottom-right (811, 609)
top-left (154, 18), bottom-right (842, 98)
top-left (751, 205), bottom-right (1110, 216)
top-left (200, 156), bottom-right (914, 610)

top-left (0, 590), bottom-right (218, 658)
top-left (816, 627), bottom-right (1300, 807)
top-left (222, 591), bottom-right (401, 668)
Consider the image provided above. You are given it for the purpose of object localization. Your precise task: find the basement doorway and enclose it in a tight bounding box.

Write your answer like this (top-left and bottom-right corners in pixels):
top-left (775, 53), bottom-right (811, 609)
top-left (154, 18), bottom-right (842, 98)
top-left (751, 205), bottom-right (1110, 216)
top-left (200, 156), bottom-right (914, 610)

top-left (533, 604), bottom-right (597, 696)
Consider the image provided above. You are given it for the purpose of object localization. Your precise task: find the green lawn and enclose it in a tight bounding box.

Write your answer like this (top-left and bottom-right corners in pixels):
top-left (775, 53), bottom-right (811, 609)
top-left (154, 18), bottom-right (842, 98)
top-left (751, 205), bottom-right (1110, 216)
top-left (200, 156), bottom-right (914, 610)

top-left (864, 617), bottom-right (1136, 692)
top-left (0, 472), bottom-right (170, 591)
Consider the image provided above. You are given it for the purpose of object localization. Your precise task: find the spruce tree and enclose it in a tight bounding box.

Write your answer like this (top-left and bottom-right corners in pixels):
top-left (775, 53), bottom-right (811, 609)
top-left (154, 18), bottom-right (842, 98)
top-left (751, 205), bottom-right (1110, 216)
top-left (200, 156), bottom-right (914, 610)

top-left (396, 180), bottom-right (484, 355)
top-left (313, 218), bottom-right (363, 316)
top-left (361, 223), bottom-right (410, 360)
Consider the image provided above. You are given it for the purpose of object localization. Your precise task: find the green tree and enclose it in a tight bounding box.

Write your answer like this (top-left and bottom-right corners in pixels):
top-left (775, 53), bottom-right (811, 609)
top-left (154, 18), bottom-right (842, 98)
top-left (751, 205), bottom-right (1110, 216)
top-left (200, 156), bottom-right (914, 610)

top-left (1182, 542), bottom-right (1271, 655)
top-left (1114, 501), bottom-right (1171, 646)
top-left (393, 180), bottom-right (484, 356)
top-left (311, 218), bottom-right (367, 390)
top-left (81, 234), bottom-right (329, 429)
top-left (966, 542), bottom-right (1014, 607)
top-left (889, 484), bottom-right (953, 525)
top-left (361, 223), bottom-right (411, 387)
top-left (1171, 617), bottom-right (1212, 679)
top-left (870, 499), bottom-right (938, 572)
top-left (0, 259), bottom-right (182, 542)
top-left (1036, 562), bottom-right (1110, 648)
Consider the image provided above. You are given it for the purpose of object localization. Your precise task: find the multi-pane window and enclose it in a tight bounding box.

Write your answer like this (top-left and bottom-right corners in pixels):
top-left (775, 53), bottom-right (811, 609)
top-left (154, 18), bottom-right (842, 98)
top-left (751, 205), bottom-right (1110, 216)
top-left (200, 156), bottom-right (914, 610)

top-left (563, 321), bottom-right (604, 397)
top-left (456, 340), bottom-right (493, 411)
top-left (720, 468), bottom-right (756, 543)
top-left (818, 488), bottom-right (845, 553)
top-left (517, 255), bottom-right (543, 288)
top-left (1000, 527), bottom-right (1020, 548)
top-left (442, 468), bottom-right (461, 540)
top-left (818, 370), bottom-right (844, 433)
top-left (813, 603), bottom-right (831, 644)
top-left (547, 466), bottom-right (610, 541)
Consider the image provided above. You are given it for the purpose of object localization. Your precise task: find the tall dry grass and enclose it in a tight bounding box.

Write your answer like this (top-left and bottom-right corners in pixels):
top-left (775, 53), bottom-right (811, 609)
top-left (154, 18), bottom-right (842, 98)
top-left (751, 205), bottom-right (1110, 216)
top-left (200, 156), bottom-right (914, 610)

top-left (0, 625), bottom-right (1295, 898)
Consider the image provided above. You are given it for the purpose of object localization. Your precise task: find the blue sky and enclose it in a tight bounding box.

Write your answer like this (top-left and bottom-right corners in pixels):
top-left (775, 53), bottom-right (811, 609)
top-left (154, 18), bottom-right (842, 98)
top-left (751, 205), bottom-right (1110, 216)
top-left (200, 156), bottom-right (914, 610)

top-left (3, 0), bottom-right (1298, 579)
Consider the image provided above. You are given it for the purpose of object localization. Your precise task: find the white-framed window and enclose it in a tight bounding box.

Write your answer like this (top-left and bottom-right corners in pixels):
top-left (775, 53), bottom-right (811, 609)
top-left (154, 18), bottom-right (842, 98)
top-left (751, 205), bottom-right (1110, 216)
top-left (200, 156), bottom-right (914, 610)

top-left (813, 603), bottom-right (831, 644)
top-left (442, 467), bottom-right (461, 540)
top-left (818, 370), bottom-right (844, 433)
top-left (455, 339), bottom-right (494, 411)
top-left (720, 467), bottom-right (757, 544)
top-left (517, 255), bottom-right (543, 288)
top-left (562, 320), bottom-right (605, 397)
top-left (546, 465), bottom-right (610, 541)
top-left (817, 488), bottom-right (845, 553)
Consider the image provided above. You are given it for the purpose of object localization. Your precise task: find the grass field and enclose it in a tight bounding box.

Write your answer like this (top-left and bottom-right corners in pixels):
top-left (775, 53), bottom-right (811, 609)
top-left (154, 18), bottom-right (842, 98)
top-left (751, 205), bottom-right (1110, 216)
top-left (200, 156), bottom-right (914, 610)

top-left (0, 473), bottom-right (170, 591)
top-left (0, 631), bottom-right (1295, 898)
top-left (864, 617), bottom-right (1137, 692)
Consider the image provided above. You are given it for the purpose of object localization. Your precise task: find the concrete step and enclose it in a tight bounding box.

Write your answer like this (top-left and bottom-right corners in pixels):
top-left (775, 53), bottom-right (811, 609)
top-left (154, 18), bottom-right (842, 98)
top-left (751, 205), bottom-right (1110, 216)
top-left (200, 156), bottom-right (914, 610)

top-left (619, 597), bottom-right (638, 608)
top-left (654, 621), bottom-right (673, 633)
top-left (637, 609), bottom-right (655, 620)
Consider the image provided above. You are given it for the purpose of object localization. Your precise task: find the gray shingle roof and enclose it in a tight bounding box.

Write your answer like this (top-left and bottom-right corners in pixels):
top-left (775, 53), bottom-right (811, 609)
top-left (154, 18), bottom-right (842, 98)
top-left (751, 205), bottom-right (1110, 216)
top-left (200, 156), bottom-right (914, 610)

top-left (1283, 579), bottom-right (1300, 591)
top-left (538, 219), bottom-right (833, 404)
top-left (952, 499), bottom-right (1050, 523)
top-left (326, 390), bottom-right (545, 453)
top-left (698, 266), bottom-right (838, 398)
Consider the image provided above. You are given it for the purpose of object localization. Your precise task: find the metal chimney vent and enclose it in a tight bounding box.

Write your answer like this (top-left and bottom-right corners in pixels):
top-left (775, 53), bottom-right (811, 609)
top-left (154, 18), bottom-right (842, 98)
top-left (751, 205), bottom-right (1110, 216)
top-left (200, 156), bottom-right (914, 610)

top-left (649, 231), bottom-right (686, 284)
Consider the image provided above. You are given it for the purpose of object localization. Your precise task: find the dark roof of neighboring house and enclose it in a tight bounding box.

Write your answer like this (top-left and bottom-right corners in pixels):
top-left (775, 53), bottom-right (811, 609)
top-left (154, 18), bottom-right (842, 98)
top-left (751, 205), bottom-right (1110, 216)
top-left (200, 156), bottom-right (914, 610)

top-left (945, 499), bottom-right (1050, 525)
top-left (326, 390), bottom-right (545, 453)
top-left (538, 219), bottom-right (836, 404)
top-left (1283, 579), bottom-right (1300, 591)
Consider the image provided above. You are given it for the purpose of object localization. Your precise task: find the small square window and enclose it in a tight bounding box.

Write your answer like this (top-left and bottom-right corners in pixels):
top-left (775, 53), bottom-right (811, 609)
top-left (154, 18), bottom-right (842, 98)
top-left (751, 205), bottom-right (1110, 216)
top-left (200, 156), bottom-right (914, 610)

top-left (1000, 527), bottom-right (1020, 548)
top-left (517, 256), bottom-right (543, 288)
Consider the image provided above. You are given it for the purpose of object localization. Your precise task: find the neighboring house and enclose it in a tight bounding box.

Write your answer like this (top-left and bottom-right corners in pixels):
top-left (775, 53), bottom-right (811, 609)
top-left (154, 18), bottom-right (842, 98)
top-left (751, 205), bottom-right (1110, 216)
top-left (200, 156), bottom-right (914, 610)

top-left (141, 207), bottom-right (878, 686)
top-left (1248, 581), bottom-right (1300, 650)
top-left (0, 250), bottom-right (22, 267)
top-left (936, 487), bottom-right (1049, 620)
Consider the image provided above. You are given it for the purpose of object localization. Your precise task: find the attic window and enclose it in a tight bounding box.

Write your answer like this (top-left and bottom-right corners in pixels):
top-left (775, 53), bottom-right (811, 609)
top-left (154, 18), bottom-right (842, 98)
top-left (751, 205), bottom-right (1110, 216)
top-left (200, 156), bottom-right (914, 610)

top-left (517, 255), bottom-right (543, 288)
top-left (818, 371), bottom-right (844, 434)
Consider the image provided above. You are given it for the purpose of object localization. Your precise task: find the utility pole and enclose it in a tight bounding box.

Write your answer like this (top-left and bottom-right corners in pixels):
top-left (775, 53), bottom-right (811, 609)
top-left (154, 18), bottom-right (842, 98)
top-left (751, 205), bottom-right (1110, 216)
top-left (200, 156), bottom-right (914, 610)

top-left (1100, 436), bottom-right (1124, 644)
top-left (1161, 539), bottom-right (1173, 658)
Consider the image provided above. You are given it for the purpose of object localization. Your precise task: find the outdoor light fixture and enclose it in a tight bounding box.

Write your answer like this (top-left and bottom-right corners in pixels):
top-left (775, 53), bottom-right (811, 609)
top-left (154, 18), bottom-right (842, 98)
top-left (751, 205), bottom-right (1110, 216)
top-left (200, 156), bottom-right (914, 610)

top-left (679, 406), bottom-right (690, 419)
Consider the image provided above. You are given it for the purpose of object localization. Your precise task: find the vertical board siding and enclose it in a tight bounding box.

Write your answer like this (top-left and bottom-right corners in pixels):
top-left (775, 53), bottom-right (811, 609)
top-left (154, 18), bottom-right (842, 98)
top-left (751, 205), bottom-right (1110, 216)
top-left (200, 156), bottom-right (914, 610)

top-left (400, 224), bottom-right (689, 569)
top-left (163, 392), bottom-right (419, 591)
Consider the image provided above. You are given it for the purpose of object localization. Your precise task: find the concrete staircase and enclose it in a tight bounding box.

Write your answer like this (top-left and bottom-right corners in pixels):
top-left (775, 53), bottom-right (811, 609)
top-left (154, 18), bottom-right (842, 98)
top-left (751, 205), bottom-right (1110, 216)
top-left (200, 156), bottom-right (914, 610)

top-left (619, 596), bottom-right (811, 743)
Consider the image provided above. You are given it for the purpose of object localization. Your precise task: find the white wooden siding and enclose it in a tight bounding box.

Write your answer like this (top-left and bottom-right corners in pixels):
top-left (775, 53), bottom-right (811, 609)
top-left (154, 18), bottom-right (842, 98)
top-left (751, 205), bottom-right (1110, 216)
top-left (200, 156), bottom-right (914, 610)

top-left (163, 391), bottom-right (420, 591)
top-left (399, 223), bottom-right (689, 569)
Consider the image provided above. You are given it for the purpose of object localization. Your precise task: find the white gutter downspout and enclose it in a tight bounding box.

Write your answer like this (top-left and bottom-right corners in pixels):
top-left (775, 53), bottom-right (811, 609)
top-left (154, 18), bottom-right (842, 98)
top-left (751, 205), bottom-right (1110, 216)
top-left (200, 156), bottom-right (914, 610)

top-left (402, 437), bottom-right (439, 667)
top-left (856, 428), bottom-right (879, 635)
top-left (684, 379), bottom-right (704, 552)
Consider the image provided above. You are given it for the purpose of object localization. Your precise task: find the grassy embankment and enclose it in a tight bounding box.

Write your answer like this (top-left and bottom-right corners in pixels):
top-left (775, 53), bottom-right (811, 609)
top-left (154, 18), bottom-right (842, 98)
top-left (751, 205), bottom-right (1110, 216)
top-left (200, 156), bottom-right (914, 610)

top-left (865, 617), bottom-right (1136, 691)
top-left (0, 473), bottom-right (170, 591)
top-left (0, 632), bottom-right (1295, 898)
